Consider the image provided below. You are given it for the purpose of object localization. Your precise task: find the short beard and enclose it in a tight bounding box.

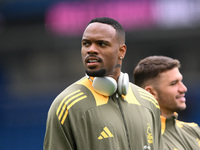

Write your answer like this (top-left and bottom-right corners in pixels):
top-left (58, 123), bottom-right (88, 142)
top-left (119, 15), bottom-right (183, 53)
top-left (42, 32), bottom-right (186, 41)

top-left (86, 69), bottom-right (106, 77)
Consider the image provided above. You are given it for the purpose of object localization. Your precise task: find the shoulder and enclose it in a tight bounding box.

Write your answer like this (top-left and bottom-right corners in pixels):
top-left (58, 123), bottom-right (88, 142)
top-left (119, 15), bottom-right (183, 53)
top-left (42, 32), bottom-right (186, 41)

top-left (47, 76), bottom-right (109, 124)
top-left (176, 120), bottom-right (200, 136)
top-left (129, 83), bottom-right (160, 110)
top-left (176, 120), bottom-right (200, 129)
top-left (47, 77), bottom-right (92, 120)
top-left (49, 77), bottom-right (89, 111)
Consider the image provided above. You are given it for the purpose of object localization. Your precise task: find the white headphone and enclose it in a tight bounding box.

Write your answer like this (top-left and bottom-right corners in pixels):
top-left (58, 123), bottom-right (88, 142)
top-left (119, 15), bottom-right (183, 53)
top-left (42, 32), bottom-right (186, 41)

top-left (86, 72), bottom-right (129, 96)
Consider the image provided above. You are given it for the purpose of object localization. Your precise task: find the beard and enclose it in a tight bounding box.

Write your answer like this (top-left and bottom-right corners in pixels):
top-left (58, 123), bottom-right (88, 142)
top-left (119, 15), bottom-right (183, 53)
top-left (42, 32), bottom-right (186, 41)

top-left (86, 68), bottom-right (106, 77)
top-left (158, 93), bottom-right (186, 113)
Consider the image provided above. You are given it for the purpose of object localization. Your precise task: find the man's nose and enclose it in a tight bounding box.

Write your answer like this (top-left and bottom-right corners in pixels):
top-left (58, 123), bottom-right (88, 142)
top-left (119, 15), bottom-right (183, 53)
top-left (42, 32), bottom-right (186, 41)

top-left (179, 82), bottom-right (187, 93)
top-left (87, 44), bottom-right (99, 55)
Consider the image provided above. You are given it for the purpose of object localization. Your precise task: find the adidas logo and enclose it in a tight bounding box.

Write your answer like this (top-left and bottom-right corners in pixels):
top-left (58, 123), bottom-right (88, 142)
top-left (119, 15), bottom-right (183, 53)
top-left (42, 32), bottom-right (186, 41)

top-left (98, 127), bottom-right (114, 140)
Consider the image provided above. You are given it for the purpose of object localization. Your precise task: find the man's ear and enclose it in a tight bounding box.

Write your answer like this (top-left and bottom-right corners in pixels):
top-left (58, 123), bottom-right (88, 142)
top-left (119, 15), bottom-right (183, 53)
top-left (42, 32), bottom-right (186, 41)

top-left (119, 44), bottom-right (126, 59)
top-left (145, 86), bottom-right (158, 100)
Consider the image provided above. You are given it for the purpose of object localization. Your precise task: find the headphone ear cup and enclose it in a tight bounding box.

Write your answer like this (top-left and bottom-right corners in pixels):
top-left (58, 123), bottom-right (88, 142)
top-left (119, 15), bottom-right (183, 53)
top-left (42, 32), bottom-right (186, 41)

top-left (122, 73), bottom-right (129, 95)
top-left (118, 72), bottom-right (129, 95)
top-left (92, 76), bottom-right (117, 96)
top-left (117, 73), bottom-right (123, 95)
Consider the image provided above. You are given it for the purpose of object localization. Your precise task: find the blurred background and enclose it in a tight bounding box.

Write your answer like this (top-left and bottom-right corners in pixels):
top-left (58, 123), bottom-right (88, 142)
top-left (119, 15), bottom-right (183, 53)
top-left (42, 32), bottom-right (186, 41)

top-left (0, 0), bottom-right (200, 149)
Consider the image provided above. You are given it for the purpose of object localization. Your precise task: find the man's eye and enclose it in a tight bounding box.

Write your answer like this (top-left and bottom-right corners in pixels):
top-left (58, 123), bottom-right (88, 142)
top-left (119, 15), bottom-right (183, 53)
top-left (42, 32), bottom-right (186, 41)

top-left (99, 43), bottom-right (106, 47)
top-left (83, 42), bottom-right (90, 46)
top-left (170, 81), bottom-right (177, 86)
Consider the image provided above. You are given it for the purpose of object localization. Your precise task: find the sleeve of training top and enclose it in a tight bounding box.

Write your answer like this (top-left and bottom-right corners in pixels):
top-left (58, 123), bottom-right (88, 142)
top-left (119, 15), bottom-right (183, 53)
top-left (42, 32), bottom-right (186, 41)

top-left (155, 107), bottom-right (165, 150)
top-left (43, 93), bottom-right (75, 150)
top-left (130, 84), bottom-right (165, 150)
top-left (150, 94), bottom-right (164, 150)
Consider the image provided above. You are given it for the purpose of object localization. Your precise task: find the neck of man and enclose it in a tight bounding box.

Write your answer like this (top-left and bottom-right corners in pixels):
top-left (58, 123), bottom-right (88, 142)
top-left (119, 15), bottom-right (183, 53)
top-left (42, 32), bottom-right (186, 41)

top-left (160, 109), bottom-right (175, 118)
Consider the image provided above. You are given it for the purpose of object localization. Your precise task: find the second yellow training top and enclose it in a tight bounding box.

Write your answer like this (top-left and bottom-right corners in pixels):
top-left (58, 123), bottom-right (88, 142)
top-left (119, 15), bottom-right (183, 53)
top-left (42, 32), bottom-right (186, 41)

top-left (161, 113), bottom-right (200, 150)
